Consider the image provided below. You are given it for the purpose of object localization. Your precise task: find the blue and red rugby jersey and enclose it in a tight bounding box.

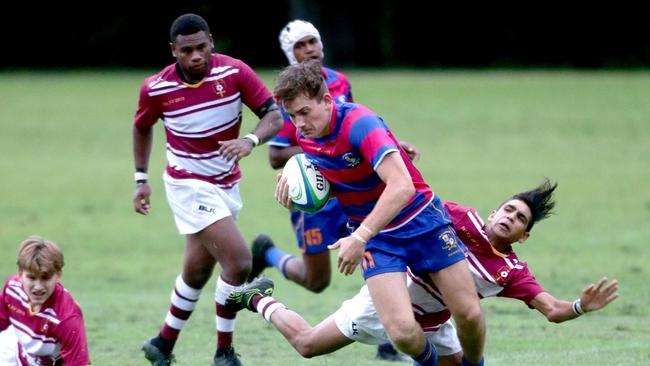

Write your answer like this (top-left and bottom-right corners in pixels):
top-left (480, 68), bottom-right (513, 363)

top-left (297, 102), bottom-right (438, 236)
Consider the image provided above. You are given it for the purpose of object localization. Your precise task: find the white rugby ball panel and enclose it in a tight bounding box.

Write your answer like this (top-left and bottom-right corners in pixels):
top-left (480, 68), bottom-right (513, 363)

top-left (282, 154), bottom-right (330, 213)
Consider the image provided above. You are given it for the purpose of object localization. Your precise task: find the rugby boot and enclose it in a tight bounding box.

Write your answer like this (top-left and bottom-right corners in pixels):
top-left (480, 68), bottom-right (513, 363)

top-left (247, 234), bottom-right (275, 281)
top-left (226, 277), bottom-right (274, 312)
top-left (142, 337), bottom-right (175, 365)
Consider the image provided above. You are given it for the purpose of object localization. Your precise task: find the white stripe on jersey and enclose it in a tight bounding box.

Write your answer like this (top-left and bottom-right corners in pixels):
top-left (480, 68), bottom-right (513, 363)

top-left (10, 319), bottom-right (57, 344)
top-left (35, 312), bottom-right (60, 325)
top-left (207, 68), bottom-right (239, 82)
top-left (163, 92), bottom-right (241, 118)
top-left (5, 288), bottom-right (30, 309)
top-left (166, 113), bottom-right (241, 139)
top-left (149, 85), bottom-right (186, 97)
top-left (149, 79), bottom-right (179, 90)
top-left (466, 252), bottom-right (505, 298)
top-left (148, 68), bottom-right (240, 97)
top-left (163, 100), bottom-right (242, 136)
top-left (467, 210), bottom-right (489, 242)
top-left (166, 149), bottom-right (236, 178)
top-left (466, 251), bottom-right (496, 284)
top-left (210, 66), bottom-right (232, 74)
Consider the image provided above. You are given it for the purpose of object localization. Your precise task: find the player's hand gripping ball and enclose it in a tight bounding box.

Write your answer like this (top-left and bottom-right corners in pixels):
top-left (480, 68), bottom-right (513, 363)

top-left (282, 154), bottom-right (330, 213)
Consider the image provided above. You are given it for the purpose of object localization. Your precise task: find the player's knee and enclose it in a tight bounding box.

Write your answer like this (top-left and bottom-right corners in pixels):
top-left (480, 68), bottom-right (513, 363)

top-left (183, 268), bottom-right (214, 288)
top-left (385, 321), bottom-right (419, 352)
top-left (304, 277), bottom-right (330, 293)
top-left (454, 303), bottom-right (484, 329)
top-left (222, 257), bottom-right (252, 283)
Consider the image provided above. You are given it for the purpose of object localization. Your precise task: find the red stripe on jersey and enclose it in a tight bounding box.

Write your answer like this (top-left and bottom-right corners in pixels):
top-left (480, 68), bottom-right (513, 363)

top-left (335, 184), bottom-right (386, 206)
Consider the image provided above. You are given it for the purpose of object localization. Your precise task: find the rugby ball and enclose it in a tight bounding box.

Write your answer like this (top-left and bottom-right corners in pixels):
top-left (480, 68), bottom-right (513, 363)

top-left (282, 154), bottom-right (330, 213)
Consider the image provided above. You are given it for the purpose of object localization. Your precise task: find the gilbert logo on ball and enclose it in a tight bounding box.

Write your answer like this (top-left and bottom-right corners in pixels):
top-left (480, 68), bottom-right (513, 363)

top-left (282, 153), bottom-right (330, 213)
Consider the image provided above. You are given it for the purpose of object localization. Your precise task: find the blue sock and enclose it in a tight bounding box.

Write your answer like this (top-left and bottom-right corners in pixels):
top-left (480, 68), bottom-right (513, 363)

top-left (461, 356), bottom-right (484, 366)
top-left (413, 339), bottom-right (438, 366)
top-left (264, 247), bottom-right (295, 278)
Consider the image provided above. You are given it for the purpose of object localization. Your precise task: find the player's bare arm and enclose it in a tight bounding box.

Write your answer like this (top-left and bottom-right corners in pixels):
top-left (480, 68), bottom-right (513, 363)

top-left (529, 277), bottom-right (619, 323)
top-left (132, 125), bottom-right (154, 215)
top-left (328, 151), bottom-right (415, 275)
top-left (269, 145), bottom-right (303, 169)
top-left (218, 99), bottom-right (282, 162)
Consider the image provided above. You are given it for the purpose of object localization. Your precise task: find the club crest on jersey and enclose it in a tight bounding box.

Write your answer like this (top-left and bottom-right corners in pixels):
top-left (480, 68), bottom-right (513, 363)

top-left (439, 230), bottom-right (458, 251)
top-left (495, 265), bottom-right (511, 285)
top-left (214, 80), bottom-right (226, 97)
top-left (342, 152), bottom-right (361, 167)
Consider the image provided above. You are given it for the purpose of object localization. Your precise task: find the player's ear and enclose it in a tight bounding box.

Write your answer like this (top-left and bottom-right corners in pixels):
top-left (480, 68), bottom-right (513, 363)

top-left (322, 92), bottom-right (333, 105)
top-left (487, 210), bottom-right (497, 223)
top-left (170, 42), bottom-right (176, 58)
top-left (209, 34), bottom-right (214, 50)
top-left (517, 231), bottom-right (530, 244)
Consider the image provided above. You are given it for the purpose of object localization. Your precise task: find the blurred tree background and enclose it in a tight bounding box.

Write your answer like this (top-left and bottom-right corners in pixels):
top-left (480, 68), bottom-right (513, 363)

top-left (1, 1), bottom-right (648, 69)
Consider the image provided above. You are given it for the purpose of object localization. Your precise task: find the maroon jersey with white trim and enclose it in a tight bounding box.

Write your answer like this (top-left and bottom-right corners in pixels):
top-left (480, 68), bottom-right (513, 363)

top-left (0, 276), bottom-right (90, 366)
top-left (134, 54), bottom-right (273, 187)
top-left (406, 202), bottom-right (545, 331)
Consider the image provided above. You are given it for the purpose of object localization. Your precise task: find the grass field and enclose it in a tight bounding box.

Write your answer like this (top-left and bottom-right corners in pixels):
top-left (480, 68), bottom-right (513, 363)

top-left (0, 69), bottom-right (649, 365)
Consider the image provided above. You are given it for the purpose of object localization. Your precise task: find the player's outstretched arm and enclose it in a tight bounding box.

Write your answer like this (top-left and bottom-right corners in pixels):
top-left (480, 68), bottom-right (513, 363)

top-left (529, 277), bottom-right (619, 323)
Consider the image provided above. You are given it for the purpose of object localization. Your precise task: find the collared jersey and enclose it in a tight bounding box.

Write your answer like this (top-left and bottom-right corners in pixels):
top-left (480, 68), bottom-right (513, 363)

top-left (406, 202), bottom-right (545, 331)
top-left (0, 276), bottom-right (90, 366)
top-left (134, 53), bottom-right (273, 188)
top-left (269, 66), bottom-right (353, 148)
top-left (298, 102), bottom-right (434, 232)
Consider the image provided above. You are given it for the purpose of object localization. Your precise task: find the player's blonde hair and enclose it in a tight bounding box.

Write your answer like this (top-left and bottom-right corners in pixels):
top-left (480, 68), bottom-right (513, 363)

top-left (16, 235), bottom-right (64, 277)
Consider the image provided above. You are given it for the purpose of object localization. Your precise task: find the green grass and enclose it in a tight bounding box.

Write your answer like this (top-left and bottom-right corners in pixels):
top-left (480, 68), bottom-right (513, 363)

top-left (1, 69), bottom-right (649, 365)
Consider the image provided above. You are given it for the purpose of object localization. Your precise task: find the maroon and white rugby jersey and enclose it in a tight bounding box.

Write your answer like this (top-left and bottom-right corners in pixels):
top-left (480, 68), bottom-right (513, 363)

top-left (134, 54), bottom-right (273, 187)
top-left (405, 202), bottom-right (545, 331)
top-left (0, 276), bottom-right (90, 366)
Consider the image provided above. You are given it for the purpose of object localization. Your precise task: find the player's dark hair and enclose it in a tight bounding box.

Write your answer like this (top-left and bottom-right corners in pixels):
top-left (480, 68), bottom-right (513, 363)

top-left (170, 13), bottom-right (210, 42)
top-left (274, 59), bottom-right (327, 104)
top-left (510, 178), bottom-right (558, 232)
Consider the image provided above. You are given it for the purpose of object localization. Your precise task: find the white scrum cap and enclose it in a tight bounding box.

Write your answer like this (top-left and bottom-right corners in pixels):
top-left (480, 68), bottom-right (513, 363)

top-left (279, 20), bottom-right (323, 65)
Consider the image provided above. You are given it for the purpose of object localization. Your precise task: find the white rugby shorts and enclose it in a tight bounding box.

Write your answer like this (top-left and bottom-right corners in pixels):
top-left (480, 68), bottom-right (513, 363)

top-left (334, 285), bottom-right (462, 356)
top-left (163, 173), bottom-right (243, 235)
top-left (0, 326), bottom-right (17, 366)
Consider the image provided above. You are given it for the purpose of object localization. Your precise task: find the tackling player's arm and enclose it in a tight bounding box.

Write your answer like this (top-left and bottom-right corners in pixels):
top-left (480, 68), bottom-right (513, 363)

top-left (528, 277), bottom-right (619, 323)
top-left (218, 98), bottom-right (283, 162)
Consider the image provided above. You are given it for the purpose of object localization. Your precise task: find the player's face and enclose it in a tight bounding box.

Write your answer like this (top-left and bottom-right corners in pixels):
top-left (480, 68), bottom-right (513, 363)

top-left (283, 93), bottom-right (333, 138)
top-left (487, 199), bottom-right (531, 244)
top-left (19, 270), bottom-right (60, 310)
top-left (170, 31), bottom-right (213, 83)
top-left (293, 36), bottom-right (323, 63)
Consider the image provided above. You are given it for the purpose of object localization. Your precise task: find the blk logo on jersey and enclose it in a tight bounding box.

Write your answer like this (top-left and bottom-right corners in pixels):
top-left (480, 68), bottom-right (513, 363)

top-left (342, 152), bottom-right (361, 167)
top-left (351, 321), bottom-right (359, 335)
top-left (198, 204), bottom-right (216, 214)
